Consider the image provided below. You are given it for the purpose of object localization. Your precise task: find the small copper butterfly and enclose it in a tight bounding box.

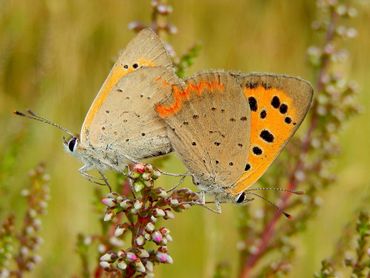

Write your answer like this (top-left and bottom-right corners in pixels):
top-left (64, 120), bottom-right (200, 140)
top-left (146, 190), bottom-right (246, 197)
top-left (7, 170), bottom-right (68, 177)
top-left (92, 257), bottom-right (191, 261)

top-left (15, 29), bottom-right (182, 188)
top-left (156, 71), bottom-right (313, 209)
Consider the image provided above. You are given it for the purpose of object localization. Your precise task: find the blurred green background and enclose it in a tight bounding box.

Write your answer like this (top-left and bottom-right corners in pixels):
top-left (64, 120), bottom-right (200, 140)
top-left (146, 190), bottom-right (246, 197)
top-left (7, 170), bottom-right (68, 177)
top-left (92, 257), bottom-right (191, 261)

top-left (0, 0), bottom-right (369, 277)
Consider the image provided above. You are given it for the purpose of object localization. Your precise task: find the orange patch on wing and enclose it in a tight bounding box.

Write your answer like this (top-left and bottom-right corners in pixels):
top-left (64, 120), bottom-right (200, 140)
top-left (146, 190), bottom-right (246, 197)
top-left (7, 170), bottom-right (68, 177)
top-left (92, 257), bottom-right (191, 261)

top-left (229, 86), bottom-right (297, 195)
top-left (156, 80), bottom-right (225, 118)
top-left (83, 58), bottom-right (156, 130)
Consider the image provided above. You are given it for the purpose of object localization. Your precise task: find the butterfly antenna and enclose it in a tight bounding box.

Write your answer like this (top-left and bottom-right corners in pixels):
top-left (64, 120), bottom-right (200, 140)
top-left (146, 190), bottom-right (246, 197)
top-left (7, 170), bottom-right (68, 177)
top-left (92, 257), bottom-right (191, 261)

top-left (245, 187), bottom-right (304, 195)
top-left (14, 110), bottom-right (75, 137)
top-left (246, 192), bottom-right (292, 219)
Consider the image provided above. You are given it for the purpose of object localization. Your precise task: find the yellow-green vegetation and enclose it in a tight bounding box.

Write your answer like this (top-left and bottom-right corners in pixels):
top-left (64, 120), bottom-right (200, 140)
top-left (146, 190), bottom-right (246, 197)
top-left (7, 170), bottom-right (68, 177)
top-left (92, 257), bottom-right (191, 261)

top-left (0, 1), bottom-right (369, 277)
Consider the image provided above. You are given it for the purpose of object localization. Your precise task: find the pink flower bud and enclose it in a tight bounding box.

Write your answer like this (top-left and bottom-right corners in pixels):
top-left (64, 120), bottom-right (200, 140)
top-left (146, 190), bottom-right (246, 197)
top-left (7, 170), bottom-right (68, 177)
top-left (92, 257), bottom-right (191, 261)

top-left (154, 208), bottom-right (165, 217)
top-left (134, 181), bottom-right (145, 192)
top-left (100, 253), bottom-right (114, 262)
top-left (152, 231), bottom-right (163, 243)
top-left (145, 222), bottom-right (155, 232)
top-left (126, 252), bottom-right (137, 262)
top-left (103, 211), bottom-right (113, 222)
top-left (134, 200), bottom-right (143, 210)
top-left (160, 227), bottom-right (170, 235)
top-left (146, 261), bottom-right (154, 272)
top-left (99, 261), bottom-right (110, 269)
top-left (119, 199), bottom-right (131, 209)
top-left (135, 235), bottom-right (145, 246)
top-left (142, 172), bottom-right (151, 181)
top-left (117, 259), bottom-right (127, 270)
top-left (170, 198), bottom-right (179, 206)
top-left (101, 197), bottom-right (116, 207)
top-left (138, 249), bottom-right (150, 258)
top-left (135, 259), bottom-right (146, 273)
top-left (165, 210), bottom-right (175, 219)
top-left (156, 252), bottom-right (173, 264)
top-left (133, 163), bottom-right (146, 174)
top-left (145, 164), bottom-right (153, 172)
top-left (114, 225), bottom-right (126, 237)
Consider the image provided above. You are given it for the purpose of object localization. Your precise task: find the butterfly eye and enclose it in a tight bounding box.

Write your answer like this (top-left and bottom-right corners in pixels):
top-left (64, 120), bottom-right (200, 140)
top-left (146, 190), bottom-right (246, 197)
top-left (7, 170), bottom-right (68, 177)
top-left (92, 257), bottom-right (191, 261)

top-left (235, 192), bottom-right (246, 204)
top-left (68, 137), bottom-right (78, 152)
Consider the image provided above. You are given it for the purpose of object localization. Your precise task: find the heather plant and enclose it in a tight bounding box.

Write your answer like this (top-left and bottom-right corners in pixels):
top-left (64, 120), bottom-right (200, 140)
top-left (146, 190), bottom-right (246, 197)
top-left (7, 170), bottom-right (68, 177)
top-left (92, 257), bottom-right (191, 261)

top-left (0, 164), bottom-right (50, 277)
top-left (237, 1), bottom-right (363, 277)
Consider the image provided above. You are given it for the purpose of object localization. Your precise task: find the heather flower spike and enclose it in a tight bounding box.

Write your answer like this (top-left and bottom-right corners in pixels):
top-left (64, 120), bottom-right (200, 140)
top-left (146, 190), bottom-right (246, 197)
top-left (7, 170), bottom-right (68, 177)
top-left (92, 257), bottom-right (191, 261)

top-left (97, 162), bottom-right (200, 275)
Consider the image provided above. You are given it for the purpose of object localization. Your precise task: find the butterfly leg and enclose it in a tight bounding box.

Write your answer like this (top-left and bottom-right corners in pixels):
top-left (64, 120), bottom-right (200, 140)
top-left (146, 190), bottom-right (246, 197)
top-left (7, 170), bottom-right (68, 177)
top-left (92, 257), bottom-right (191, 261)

top-left (166, 174), bottom-right (187, 193)
top-left (79, 165), bottom-right (106, 186)
top-left (156, 169), bottom-right (191, 178)
top-left (98, 170), bottom-right (112, 192)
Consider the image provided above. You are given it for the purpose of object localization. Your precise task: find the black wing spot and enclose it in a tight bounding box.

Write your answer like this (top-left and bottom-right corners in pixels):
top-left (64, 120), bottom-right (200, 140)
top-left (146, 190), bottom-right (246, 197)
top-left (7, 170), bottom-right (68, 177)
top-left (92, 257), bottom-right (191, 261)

top-left (141, 133), bottom-right (146, 136)
top-left (238, 143), bottom-right (243, 147)
top-left (240, 116), bottom-right (247, 121)
top-left (214, 142), bottom-right (221, 146)
top-left (140, 94), bottom-right (144, 98)
top-left (117, 89), bottom-right (123, 93)
top-left (260, 130), bottom-right (274, 143)
top-left (183, 121), bottom-right (189, 125)
top-left (252, 146), bottom-right (263, 155)
top-left (248, 97), bottom-right (258, 111)
top-left (123, 65), bottom-right (128, 69)
top-left (126, 96), bottom-right (130, 100)
top-left (279, 104), bottom-right (288, 114)
top-left (125, 139), bottom-right (130, 142)
top-left (192, 142), bottom-right (196, 146)
top-left (211, 107), bottom-right (216, 111)
top-left (230, 118), bottom-right (236, 122)
top-left (260, 110), bottom-right (267, 119)
top-left (102, 126), bottom-right (105, 130)
top-left (105, 110), bottom-right (110, 114)
top-left (147, 96), bottom-right (151, 100)
top-left (193, 115), bottom-right (199, 119)
top-left (245, 164), bottom-right (251, 171)
top-left (284, 117), bottom-right (292, 124)
top-left (271, 96), bottom-right (280, 108)
top-left (229, 162), bottom-right (234, 166)
top-left (123, 119), bottom-right (128, 123)
top-left (221, 109), bottom-right (225, 113)
top-left (133, 63), bottom-right (139, 69)
top-left (215, 160), bottom-right (219, 164)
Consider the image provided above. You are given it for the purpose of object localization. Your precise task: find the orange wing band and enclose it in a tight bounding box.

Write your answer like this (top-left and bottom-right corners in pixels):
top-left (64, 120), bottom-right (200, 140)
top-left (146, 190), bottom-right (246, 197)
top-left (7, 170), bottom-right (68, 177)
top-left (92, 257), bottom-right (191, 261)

top-left (156, 80), bottom-right (225, 118)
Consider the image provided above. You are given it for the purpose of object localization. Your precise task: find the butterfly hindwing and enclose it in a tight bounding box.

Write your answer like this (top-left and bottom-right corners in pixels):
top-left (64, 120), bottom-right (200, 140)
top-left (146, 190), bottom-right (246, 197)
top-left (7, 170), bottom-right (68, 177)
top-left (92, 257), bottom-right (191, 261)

top-left (156, 71), bottom-right (250, 190)
top-left (229, 73), bottom-right (313, 195)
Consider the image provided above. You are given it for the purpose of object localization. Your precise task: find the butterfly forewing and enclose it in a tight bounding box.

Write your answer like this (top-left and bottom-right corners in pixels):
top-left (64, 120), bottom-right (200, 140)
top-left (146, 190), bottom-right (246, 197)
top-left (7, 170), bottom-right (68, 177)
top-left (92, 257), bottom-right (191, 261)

top-left (157, 71), bottom-right (250, 189)
top-left (86, 66), bottom-right (183, 162)
top-left (229, 73), bottom-right (313, 195)
top-left (81, 28), bottom-right (173, 141)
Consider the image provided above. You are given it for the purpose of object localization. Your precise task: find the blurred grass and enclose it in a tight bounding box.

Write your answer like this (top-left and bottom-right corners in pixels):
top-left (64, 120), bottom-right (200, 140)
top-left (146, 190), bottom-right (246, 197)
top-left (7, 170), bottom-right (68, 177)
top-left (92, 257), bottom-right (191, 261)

top-left (0, 0), bottom-right (369, 277)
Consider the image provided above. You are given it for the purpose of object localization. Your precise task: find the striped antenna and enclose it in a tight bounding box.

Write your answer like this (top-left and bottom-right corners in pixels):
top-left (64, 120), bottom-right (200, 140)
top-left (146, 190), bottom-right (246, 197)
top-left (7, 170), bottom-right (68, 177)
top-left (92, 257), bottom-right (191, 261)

top-left (14, 110), bottom-right (75, 137)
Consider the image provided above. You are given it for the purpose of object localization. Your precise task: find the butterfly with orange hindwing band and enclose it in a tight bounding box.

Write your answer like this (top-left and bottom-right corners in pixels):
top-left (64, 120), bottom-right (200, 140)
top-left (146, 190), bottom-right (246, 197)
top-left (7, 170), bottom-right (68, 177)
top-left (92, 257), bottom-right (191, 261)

top-left (155, 71), bottom-right (313, 212)
top-left (15, 28), bottom-right (186, 191)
